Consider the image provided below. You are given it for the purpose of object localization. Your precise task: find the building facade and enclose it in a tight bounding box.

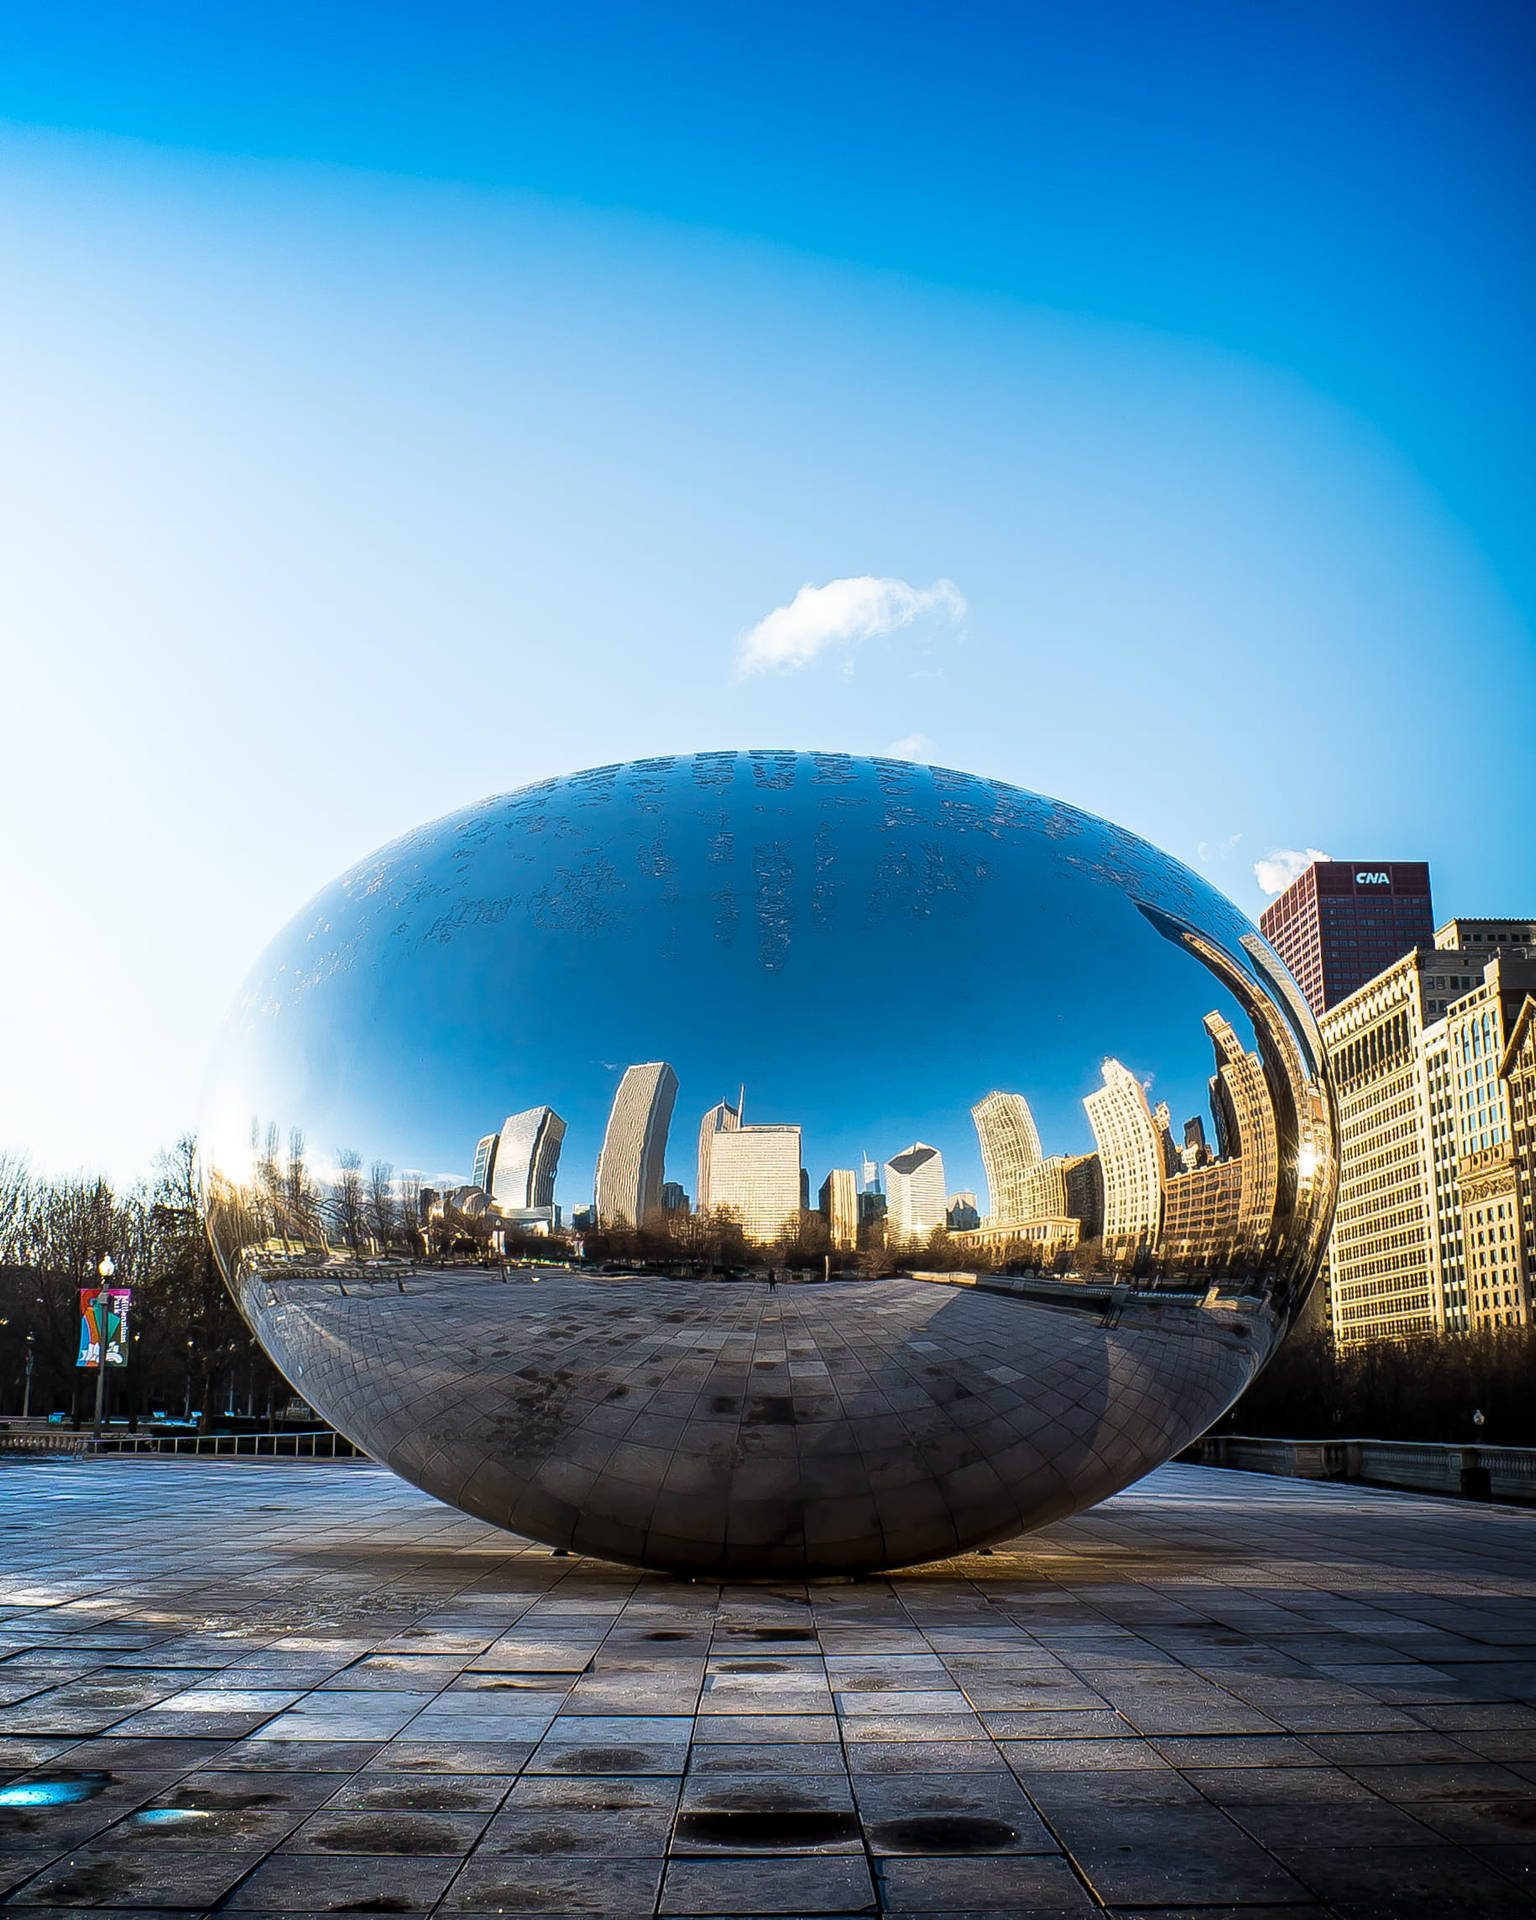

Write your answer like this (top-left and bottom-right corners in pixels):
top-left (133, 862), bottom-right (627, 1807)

top-left (1436, 920), bottom-right (1536, 957)
top-left (1007, 1152), bottom-right (1103, 1241)
top-left (1083, 1058), bottom-right (1164, 1257)
top-left (1447, 958), bottom-right (1536, 1330)
top-left (1503, 998), bottom-right (1536, 1307)
top-left (1204, 1012), bottom-right (1280, 1251)
top-left (696, 1100), bottom-right (739, 1213)
top-left (705, 1123), bottom-right (803, 1243)
top-left (1318, 939), bottom-right (1536, 1345)
top-left (472, 1132), bottom-right (499, 1192)
top-left (970, 1091), bottom-right (1044, 1225)
top-left (594, 1062), bottom-right (678, 1228)
top-left (819, 1168), bottom-right (859, 1250)
top-left (1261, 860), bottom-right (1434, 1014)
top-left (490, 1106), bottom-right (566, 1211)
top-left (884, 1143), bottom-right (948, 1241)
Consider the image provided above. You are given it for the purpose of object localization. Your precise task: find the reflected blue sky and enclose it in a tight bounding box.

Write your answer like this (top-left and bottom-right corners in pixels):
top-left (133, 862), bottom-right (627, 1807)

top-left (0, 2), bottom-right (1531, 1183)
top-left (208, 754), bottom-right (1289, 1214)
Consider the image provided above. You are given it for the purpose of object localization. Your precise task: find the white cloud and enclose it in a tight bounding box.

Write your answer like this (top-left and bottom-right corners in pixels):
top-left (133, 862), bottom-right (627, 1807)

top-left (883, 732), bottom-right (935, 760)
top-left (736, 575), bottom-right (965, 675)
top-left (1195, 832), bottom-right (1242, 863)
top-left (1254, 847), bottom-right (1332, 895)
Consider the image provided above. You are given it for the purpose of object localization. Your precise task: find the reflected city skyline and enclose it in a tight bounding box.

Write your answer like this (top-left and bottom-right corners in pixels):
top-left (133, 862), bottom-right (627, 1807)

top-left (199, 750), bottom-right (1336, 1576)
top-left (224, 979), bottom-right (1298, 1287)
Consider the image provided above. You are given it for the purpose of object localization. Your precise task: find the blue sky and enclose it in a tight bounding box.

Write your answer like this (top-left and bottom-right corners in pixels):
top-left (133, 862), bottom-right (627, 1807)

top-left (1, 0), bottom-right (1532, 1181)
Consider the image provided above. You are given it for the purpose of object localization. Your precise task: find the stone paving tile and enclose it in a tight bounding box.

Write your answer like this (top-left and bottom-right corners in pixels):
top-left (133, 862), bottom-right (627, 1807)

top-left (874, 1852), bottom-right (1092, 1911)
top-left (226, 1851), bottom-right (466, 1910)
top-left (660, 1852), bottom-right (875, 1912)
top-left (6, 1845), bottom-right (259, 1908)
top-left (320, 1771), bottom-right (515, 1812)
top-left (4, 1458), bottom-right (1536, 1914)
top-left (444, 1853), bottom-right (666, 1912)
top-left (1270, 1839), bottom-right (1535, 1911)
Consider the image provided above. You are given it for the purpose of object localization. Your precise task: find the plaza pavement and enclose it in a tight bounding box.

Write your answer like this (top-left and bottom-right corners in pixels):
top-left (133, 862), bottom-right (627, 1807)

top-left (2, 1458), bottom-right (1536, 1917)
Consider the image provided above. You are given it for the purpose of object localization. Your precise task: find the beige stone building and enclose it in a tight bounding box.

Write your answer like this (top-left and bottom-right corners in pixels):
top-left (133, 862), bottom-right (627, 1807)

top-left (1318, 931), bottom-right (1536, 1345)
top-left (1502, 997), bottom-right (1536, 1295)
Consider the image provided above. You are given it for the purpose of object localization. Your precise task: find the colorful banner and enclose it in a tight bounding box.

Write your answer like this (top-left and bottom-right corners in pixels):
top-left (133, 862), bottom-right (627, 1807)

top-left (77, 1288), bottom-right (131, 1367)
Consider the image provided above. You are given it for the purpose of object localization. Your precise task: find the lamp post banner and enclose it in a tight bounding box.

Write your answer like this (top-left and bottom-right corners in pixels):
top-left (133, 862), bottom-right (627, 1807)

top-left (77, 1288), bottom-right (131, 1367)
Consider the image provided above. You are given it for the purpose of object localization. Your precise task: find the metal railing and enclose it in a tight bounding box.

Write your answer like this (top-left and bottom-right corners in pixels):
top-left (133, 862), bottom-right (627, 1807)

top-left (1183, 1433), bottom-right (1536, 1503)
top-left (0, 1429), bottom-right (365, 1461)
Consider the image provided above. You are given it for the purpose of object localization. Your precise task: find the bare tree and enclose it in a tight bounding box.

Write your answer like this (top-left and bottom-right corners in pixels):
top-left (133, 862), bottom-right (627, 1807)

top-left (366, 1161), bottom-right (398, 1250)
top-left (329, 1150), bottom-right (368, 1255)
top-left (282, 1129), bottom-right (324, 1245)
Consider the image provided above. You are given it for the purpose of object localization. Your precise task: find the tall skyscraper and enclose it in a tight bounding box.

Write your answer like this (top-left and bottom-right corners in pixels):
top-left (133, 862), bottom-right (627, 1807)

top-left (970, 1091), bottom-right (1044, 1225)
top-left (490, 1106), bottom-right (566, 1211)
top-left (819, 1169), bottom-right (859, 1250)
top-left (696, 1099), bottom-right (740, 1212)
top-left (1083, 1059), bottom-right (1164, 1255)
top-left (471, 1132), bottom-right (499, 1192)
top-left (1260, 859), bottom-right (1434, 1014)
top-left (703, 1118), bottom-right (803, 1242)
top-left (1204, 1012), bottom-right (1279, 1248)
top-left (660, 1182), bottom-right (689, 1213)
top-left (594, 1063), bottom-right (678, 1228)
top-left (884, 1142), bottom-right (948, 1240)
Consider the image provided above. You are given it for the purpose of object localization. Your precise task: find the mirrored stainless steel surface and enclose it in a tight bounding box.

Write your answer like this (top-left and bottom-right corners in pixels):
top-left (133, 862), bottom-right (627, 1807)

top-left (201, 752), bottom-right (1337, 1575)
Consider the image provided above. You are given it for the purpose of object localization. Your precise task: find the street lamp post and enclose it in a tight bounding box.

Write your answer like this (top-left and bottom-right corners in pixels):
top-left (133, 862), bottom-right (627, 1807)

top-left (92, 1255), bottom-right (115, 1439)
top-left (22, 1335), bottom-right (34, 1420)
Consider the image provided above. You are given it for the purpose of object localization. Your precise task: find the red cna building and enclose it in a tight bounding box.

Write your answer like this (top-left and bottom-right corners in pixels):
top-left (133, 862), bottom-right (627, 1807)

top-left (1260, 860), bottom-right (1434, 1014)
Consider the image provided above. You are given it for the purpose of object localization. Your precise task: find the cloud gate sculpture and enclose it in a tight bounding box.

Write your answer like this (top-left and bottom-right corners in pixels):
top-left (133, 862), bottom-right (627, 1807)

top-left (202, 752), bottom-right (1336, 1576)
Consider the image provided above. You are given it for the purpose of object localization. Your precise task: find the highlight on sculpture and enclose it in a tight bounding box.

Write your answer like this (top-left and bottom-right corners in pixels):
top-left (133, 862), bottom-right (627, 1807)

top-left (200, 752), bottom-right (1337, 1575)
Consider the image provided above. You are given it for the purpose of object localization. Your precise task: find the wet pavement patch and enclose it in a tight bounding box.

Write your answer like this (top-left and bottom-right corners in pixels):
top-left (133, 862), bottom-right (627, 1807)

top-left (0, 1771), bottom-right (113, 1807)
top-left (723, 1626), bottom-right (817, 1642)
top-left (308, 1817), bottom-right (466, 1854)
top-left (868, 1813), bottom-right (1018, 1852)
top-left (674, 1808), bottom-right (859, 1847)
top-left (29, 1861), bottom-right (128, 1899)
top-left (543, 1745), bottom-right (651, 1771)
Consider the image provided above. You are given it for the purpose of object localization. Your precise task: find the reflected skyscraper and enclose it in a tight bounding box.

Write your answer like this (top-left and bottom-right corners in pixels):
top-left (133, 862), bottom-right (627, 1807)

top-left (1157, 1015), bottom-right (1281, 1269)
top-left (595, 1063), bottom-right (678, 1227)
top-left (1153, 1101), bottom-right (1183, 1179)
top-left (701, 1103), bottom-right (803, 1242)
top-left (885, 1142), bottom-right (948, 1240)
top-left (696, 1098), bottom-right (740, 1212)
top-left (490, 1106), bottom-right (566, 1211)
top-left (1084, 1059), bottom-right (1165, 1255)
top-left (471, 1132), bottom-right (499, 1191)
top-left (971, 1091), bottom-right (1044, 1225)
top-left (819, 1168), bottom-right (859, 1250)
top-left (201, 749), bottom-right (1338, 1578)
top-left (1206, 1011), bottom-right (1280, 1246)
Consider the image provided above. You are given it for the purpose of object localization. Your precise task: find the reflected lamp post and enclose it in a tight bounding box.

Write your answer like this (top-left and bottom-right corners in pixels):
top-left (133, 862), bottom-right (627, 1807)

top-left (92, 1255), bottom-right (115, 1439)
top-left (22, 1333), bottom-right (34, 1420)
